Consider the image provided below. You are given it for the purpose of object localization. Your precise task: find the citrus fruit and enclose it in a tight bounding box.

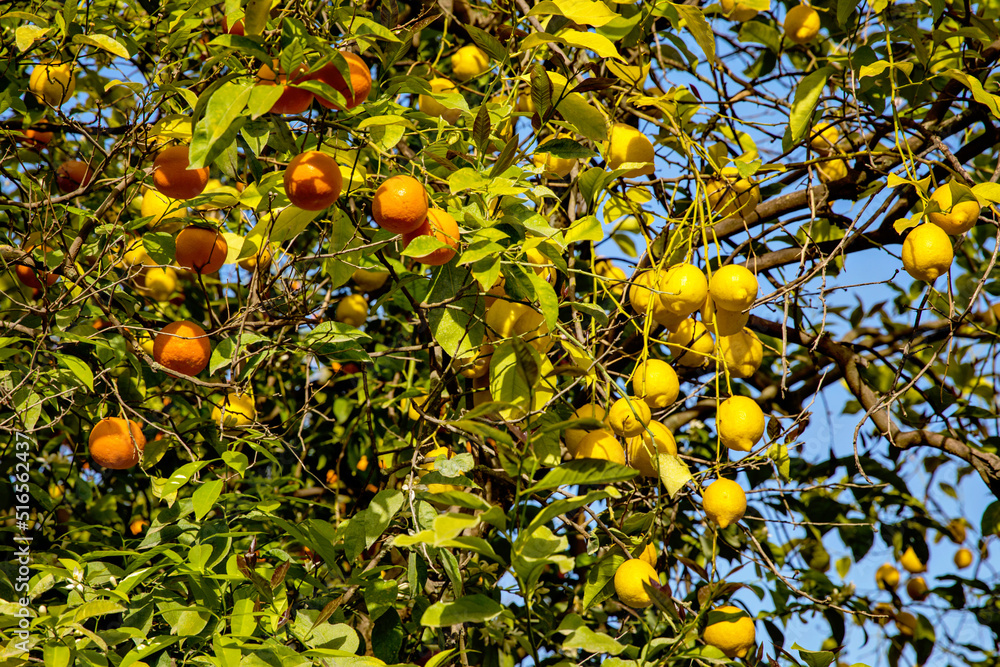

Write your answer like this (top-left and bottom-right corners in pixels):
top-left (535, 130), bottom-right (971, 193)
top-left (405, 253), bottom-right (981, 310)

top-left (717, 395), bottom-right (766, 452)
top-left (129, 518), bottom-right (149, 535)
top-left (56, 160), bottom-right (94, 193)
top-left (818, 158), bottom-right (848, 183)
top-left (455, 343), bottom-right (494, 379)
top-left (900, 547), bottom-right (926, 573)
top-left (451, 45), bottom-right (490, 80)
top-left (119, 237), bottom-right (152, 270)
top-left (141, 188), bottom-right (186, 227)
top-left (720, 0), bottom-right (758, 21)
top-left (895, 612), bottom-right (918, 637)
top-left (421, 446), bottom-right (462, 494)
top-left (372, 175), bottom-right (429, 234)
top-left (658, 263), bottom-right (709, 318)
top-left (928, 183), bottom-right (980, 235)
top-left (575, 430), bottom-right (627, 465)
top-left (175, 226), bottom-right (228, 274)
top-left (703, 478), bottom-right (746, 528)
top-left (153, 145), bottom-right (210, 200)
top-left (709, 265), bottom-right (758, 312)
top-left (632, 359), bottom-right (679, 408)
top-left (701, 296), bottom-right (749, 337)
top-left (784, 4), bottom-right (821, 44)
top-left (629, 270), bottom-right (658, 315)
top-left (718, 328), bottom-right (764, 379)
top-left (906, 577), bottom-right (929, 601)
top-left (418, 77), bottom-right (460, 123)
top-left (614, 558), bottom-right (659, 608)
top-left (336, 294), bottom-right (369, 327)
top-left (626, 421), bottom-right (677, 477)
top-left (284, 151), bottom-right (343, 211)
top-left (902, 223), bottom-right (953, 282)
top-left (606, 123), bottom-right (655, 177)
top-left (18, 127), bottom-right (54, 147)
top-left (29, 60), bottom-right (76, 106)
top-left (525, 247), bottom-right (556, 283)
top-left (511, 307), bottom-right (554, 354)
top-left (954, 548), bottom-right (973, 569)
top-left (608, 397), bottom-right (652, 438)
top-left (706, 172), bottom-right (760, 219)
top-left (946, 518), bottom-right (967, 544)
top-left (595, 259), bottom-right (627, 296)
top-left (667, 319), bottom-right (714, 367)
top-left (809, 122), bottom-right (840, 153)
top-left (238, 245), bottom-right (272, 273)
top-left (564, 404), bottom-right (610, 455)
top-left (212, 392), bottom-right (256, 427)
top-left (352, 267), bottom-right (389, 291)
top-left (143, 267), bottom-right (178, 301)
top-left (534, 135), bottom-right (577, 178)
top-left (876, 563), bottom-right (900, 590)
top-left (402, 209), bottom-right (460, 265)
top-left (256, 60), bottom-right (313, 114)
top-left (703, 605), bottom-right (756, 658)
top-left (154, 320), bottom-right (211, 376)
top-left (485, 300), bottom-right (530, 340)
top-left (89, 417), bottom-right (145, 470)
top-left (310, 51), bottom-right (372, 110)
top-left (15, 246), bottom-right (58, 289)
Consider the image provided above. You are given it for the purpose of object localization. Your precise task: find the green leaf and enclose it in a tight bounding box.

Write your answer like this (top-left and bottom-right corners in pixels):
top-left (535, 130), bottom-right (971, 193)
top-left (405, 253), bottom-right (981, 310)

top-left (981, 501), bottom-right (1000, 536)
top-left (656, 454), bottom-right (693, 498)
top-left (564, 626), bottom-right (626, 655)
top-left (426, 263), bottom-right (485, 359)
top-left (142, 231), bottom-right (175, 265)
top-left (583, 553), bottom-right (620, 609)
top-left (536, 137), bottom-right (596, 160)
top-left (192, 478), bottom-right (224, 520)
top-left (837, 0), bottom-right (861, 25)
top-left (564, 215), bottom-right (603, 244)
top-left (671, 4), bottom-right (716, 63)
top-left (490, 339), bottom-right (540, 411)
top-left (207, 35), bottom-right (273, 67)
top-left (467, 25), bottom-right (508, 64)
top-left (788, 67), bottom-right (832, 149)
top-left (55, 354), bottom-right (93, 391)
top-left (553, 91), bottom-right (608, 142)
top-left (972, 181), bottom-right (1000, 204)
top-left (792, 644), bottom-right (836, 667)
top-left (420, 594), bottom-right (503, 626)
top-left (528, 459), bottom-right (637, 493)
top-left (189, 82), bottom-right (254, 169)
top-left (401, 234), bottom-right (448, 258)
top-left (531, 63), bottom-right (552, 117)
top-left (365, 489), bottom-right (404, 548)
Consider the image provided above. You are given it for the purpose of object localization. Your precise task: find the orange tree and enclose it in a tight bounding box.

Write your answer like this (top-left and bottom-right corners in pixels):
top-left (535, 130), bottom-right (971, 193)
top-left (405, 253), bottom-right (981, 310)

top-left (1, 0), bottom-right (1000, 665)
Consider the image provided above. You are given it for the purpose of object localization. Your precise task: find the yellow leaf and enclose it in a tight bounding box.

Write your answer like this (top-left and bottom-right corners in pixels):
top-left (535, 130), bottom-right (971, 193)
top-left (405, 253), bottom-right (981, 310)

top-left (558, 29), bottom-right (625, 61)
top-left (656, 455), bottom-right (693, 497)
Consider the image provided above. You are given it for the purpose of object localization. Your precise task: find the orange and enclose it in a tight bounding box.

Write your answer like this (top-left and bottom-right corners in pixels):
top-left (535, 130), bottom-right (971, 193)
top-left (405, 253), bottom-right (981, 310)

top-left (154, 320), bottom-right (211, 376)
top-left (372, 175), bottom-right (429, 234)
top-left (310, 51), bottom-right (372, 110)
top-left (56, 160), bottom-right (94, 193)
top-left (19, 127), bottom-right (54, 147)
top-left (175, 226), bottom-right (228, 274)
top-left (15, 246), bottom-right (58, 289)
top-left (257, 60), bottom-right (313, 114)
top-left (284, 151), bottom-right (343, 211)
top-left (129, 518), bottom-right (149, 535)
top-left (89, 417), bottom-right (146, 470)
top-left (402, 209), bottom-right (460, 265)
top-left (153, 145), bottom-right (210, 200)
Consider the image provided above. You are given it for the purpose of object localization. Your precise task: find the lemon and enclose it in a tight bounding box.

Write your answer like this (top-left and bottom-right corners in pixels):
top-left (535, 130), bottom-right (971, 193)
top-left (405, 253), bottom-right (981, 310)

top-left (876, 563), bottom-right (900, 590)
top-left (421, 446), bottom-right (462, 493)
top-left (906, 576), bottom-right (929, 601)
top-left (709, 265), bottom-right (758, 312)
top-left (900, 546), bottom-right (926, 573)
top-left (658, 263), bottom-right (709, 318)
top-left (534, 135), bottom-right (577, 178)
top-left (720, 0), bottom-right (758, 21)
top-left (485, 300), bottom-right (532, 340)
top-left (606, 123), bottom-right (655, 177)
top-left (706, 173), bottom-right (760, 219)
top-left (703, 605), bottom-right (756, 659)
top-left (873, 602), bottom-right (896, 624)
top-left (701, 296), bottom-right (749, 337)
top-left (608, 397), bottom-right (652, 437)
top-left (717, 395), bottom-right (766, 452)
top-left (212, 392), bottom-right (256, 427)
top-left (419, 77), bottom-right (461, 123)
top-left (895, 612), bottom-right (917, 637)
top-left (353, 268), bottom-right (389, 291)
top-left (632, 359), bottom-right (679, 408)
top-left (651, 296), bottom-right (687, 331)
top-left (954, 548), bottom-right (973, 569)
top-left (141, 188), bottom-right (187, 228)
top-left (626, 421), bottom-right (677, 477)
top-left (595, 260), bottom-right (627, 296)
top-left (946, 518), bottom-right (967, 544)
top-left (809, 122), bottom-right (840, 153)
top-left (239, 245), bottom-right (273, 273)
top-left (928, 183), bottom-right (980, 235)
top-left (525, 247), bottom-right (556, 283)
top-left (574, 430), bottom-right (626, 465)
top-left (451, 45), bottom-right (489, 80)
top-left (512, 307), bottom-right (554, 354)
top-left (667, 319), bottom-right (715, 367)
top-left (565, 404), bottom-right (610, 455)
top-left (718, 328), bottom-right (763, 379)
top-left (902, 223), bottom-right (953, 282)
top-left (784, 4), bottom-right (821, 44)
top-left (120, 238), bottom-right (152, 270)
top-left (336, 294), bottom-right (369, 327)
top-left (638, 542), bottom-right (657, 567)
top-left (455, 343), bottom-right (494, 379)
top-left (143, 267), bottom-right (178, 302)
top-left (629, 270), bottom-right (658, 315)
top-left (29, 61), bottom-right (76, 106)
top-left (702, 478), bottom-right (746, 529)
top-left (516, 92), bottom-right (535, 113)
top-left (403, 392), bottom-right (430, 420)
top-left (613, 558), bottom-right (659, 608)
top-left (817, 158), bottom-right (848, 183)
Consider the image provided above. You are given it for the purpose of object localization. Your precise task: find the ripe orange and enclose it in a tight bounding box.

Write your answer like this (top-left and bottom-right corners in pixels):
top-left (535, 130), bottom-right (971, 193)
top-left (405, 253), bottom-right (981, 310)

top-left (154, 320), bottom-right (211, 376)
top-left (15, 246), bottom-right (58, 289)
top-left (153, 145), bottom-right (210, 200)
top-left (20, 127), bottom-right (54, 147)
top-left (284, 151), bottom-right (343, 211)
top-left (257, 60), bottom-right (313, 114)
top-left (175, 226), bottom-right (228, 274)
top-left (89, 417), bottom-right (146, 469)
top-left (310, 51), bottom-right (372, 110)
top-left (129, 518), bottom-right (149, 535)
top-left (372, 175), bottom-right (429, 234)
top-left (402, 209), bottom-right (460, 265)
top-left (56, 160), bottom-right (94, 193)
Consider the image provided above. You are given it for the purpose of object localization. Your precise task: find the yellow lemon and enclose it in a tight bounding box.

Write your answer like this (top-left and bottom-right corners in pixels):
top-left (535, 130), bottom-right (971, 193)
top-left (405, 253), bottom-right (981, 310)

top-left (900, 547), bottom-right (926, 573)
top-left (352, 267), bottom-right (390, 292)
top-left (574, 430), bottom-right (626, 465)
top-left (701, 296), bottom-right (749, 337)
top-left (706, 173), bottom-right (760, 219)
top-left (906, 577), bottom-right (929, 601)
top-left (455, 343), bottom-right (494, 379)
top-left (596, 260), bottom-right (627, 297)
top-left (626, 421), bottom-right (677, 477)
top-left (120, 238), bottom-right (152, 270)
top-left (876, 563), bottom-right (900, 590)
top-left (29, 60), bottom-right (76, 106)
top-left (608, 397), bottom-right (652, 438)
top-left (141, 188), bottom-right (187, 227)
top-left (703, 478), bottom-right (746, 529)
top-left (709, 264), bottom-right (758, 312)
top-left (784, 4), bottom-right (821, 44)
top-left (632, 359), bottom-right (679, 408)
top-left (718, 328), bottom-right (763, 379)
top-left (606, 123), bottom-right (655, 177)
top-left (211, 392), bottom-right (256, 427)
top-left (336, 293), bottom-right (369, 327)
top-left (895, 612), bottom-right (917, 637)
top-left (143, 267), bottom-right (178, 302)
top-left (613, 558), bottom-right (659, 608)
top-left (512, 307), bottom-right (554, 355)
top-left (565, 404), bottom-right (610, 456)
top-left (485, 300), bottom-right (530, 340)
top-left (451, 45), bottom-right (489, 80)
top-left (629, 270), bottom-right (658, 315)
top-left (902, 224), bottom-right (953, 282)
top-left (928, 183), bottom-right (980, 235)
top-left (810, 122), bottom-right (840, 153)
top-left (658, 263), bottom-right (709, 319)
top-left (720, 0), bottom-right (758, 21)
top-left (419, 77), bottom-right (460, 123)
top-left (667, 319), bottom-right (715, 367)
top-left (525, 247), bottom-right (556, 283)
top-left (817, 158), bottom-right (848, 183)
top-left (421, 446), bottom-right (462, 493)
top-left (703, 605), bottom-right (756, 658)
top-left (954, 548), bottom-right (973, 569)
top-left (717, 395), bottom-right (766, 452)
top-left (534, 139), bottom-right (577, 178)
top-left (239, 245), bottom-right (273, 273)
